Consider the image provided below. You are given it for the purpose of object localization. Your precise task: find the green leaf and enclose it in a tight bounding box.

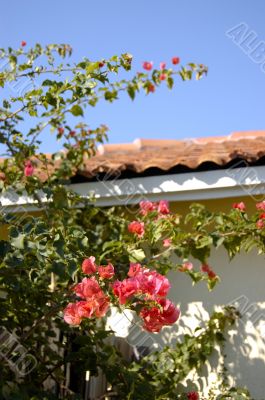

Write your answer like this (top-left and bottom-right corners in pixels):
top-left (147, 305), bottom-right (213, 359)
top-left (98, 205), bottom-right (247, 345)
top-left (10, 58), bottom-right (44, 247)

top-left (188, 63), bottom-right (197, 70)
top-left (215, 236), bottom-right (225, 248)
top-left (11, 234), bottom-right (25, 249)
top-left (86, 62), bottom-right (98, 73)
top-left (196, 235), bottom-right (213, 248)
top-left (102, 241), bottom-right (121, 252)
top-left (104, 90), bottom-right (118, 102)
top-left (129, 248), bottom-right (145, 262)
top-left (70, 105), bottom-right (84, 117)
top-left (110, 55), bottom-right (119, 62)
top-left (167, 77), bottom-right (174, 89)
top-left (42, 79), bottom-right (54, 86)
top-left (208, 277), bottom-right (219, 291)
top-left (51, 260), bottom-right (67, 278)
top-left (127, 86), bottom-right (135, 100)
top-left (9, 55), bottom-right (17, 69)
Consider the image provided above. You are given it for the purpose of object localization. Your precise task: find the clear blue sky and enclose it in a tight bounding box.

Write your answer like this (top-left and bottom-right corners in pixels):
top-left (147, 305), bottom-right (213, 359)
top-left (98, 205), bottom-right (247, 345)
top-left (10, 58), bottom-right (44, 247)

top-left (1, 0), bottom-right (265, 153)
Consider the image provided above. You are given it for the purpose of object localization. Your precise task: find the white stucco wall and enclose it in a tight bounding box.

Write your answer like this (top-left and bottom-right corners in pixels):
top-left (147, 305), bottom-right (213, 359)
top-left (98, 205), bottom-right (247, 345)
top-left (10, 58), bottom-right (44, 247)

top-left (108, 247), bottom-right (265, 399)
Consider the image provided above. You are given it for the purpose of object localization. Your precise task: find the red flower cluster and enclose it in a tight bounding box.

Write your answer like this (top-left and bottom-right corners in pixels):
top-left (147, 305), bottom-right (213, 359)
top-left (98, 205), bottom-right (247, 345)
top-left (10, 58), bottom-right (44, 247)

top-left (113, 263), bottom-right (180, 332)
top-left (64, 259), bottom-right (180, 333)
top-left (142, 61), bottom-right (153, 71)
top-left (128, 221), bottom-right (145, 237)
top-left (24, 160), bottom-right (34, 177)
top-left (57, 127), bottom-right (64, 136)
top-left (142, 57), bottom-right (180, 71)
top-left (256, 201), bottom-right (265, 211)
top-left (128, 201), bottom-right (170, 238)
top-left (140, 298), bottom-right (180, 332)
top-left (172, 56), bottom-right (180, 65)
top-left (147, 82), bottom-right (156, 93)
top-left (21, 41), bottom-right (27, 47)
top-left (98, 264), bottom-right (115, 279)
top-left (64, 257), bottom-right (115, 325)
top-left (232, 202), bottom-right (246, 211)
top-left (113, 263), bottom-right (170, 303)
top-left (254, 201), bottom-right (265, 228)
top-left (139, 200), bottom-right (170, 216)
top-left (179, 262), bottom-right (193, 272)
top-left (139, 200), bottom-right (157, 215)
top-left (200, 263), bottom-right (216, 279)
top-left (82, 256), bottom-right (97, 274)
top-left (81, 256), bottom-right (115, 279)
top-left (256, 219), bottom-right (265, 229)
top-left (64, 277), bottom-right (110, 325)
top-left (187, 392), bottom-right (199, 400)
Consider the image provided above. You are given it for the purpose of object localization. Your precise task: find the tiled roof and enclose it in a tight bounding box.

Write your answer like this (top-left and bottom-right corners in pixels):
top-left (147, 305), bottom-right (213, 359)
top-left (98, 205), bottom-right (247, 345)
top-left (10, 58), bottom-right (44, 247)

top-left (3, 131), bottom-right (265, 182)
top-left (76, 131), bottom-right (265, 181)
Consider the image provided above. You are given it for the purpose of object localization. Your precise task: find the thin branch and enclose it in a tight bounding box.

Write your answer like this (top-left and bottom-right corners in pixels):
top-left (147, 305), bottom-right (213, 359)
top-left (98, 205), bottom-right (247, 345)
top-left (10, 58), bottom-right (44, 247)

top-left (0, 105), bottom-right (26, 122)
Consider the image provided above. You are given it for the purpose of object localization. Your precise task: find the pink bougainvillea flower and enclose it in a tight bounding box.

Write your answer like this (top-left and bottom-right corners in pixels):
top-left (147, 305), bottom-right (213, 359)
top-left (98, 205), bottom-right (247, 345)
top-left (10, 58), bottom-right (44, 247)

top-left (158, 298), bottom-right (180, 324)
top-left (139, 200), bottom-right (157, 215)
top-left (63, 303), bottom-right (82, 325)
top-left (232, 202), bottom-right (246, 211)
top-left (24, 161), bottom-right (34, 177)
top-left (98, 263), bottom-right (115, 279)
top-left (128, 221), bottom-right (145, 237)
top-left (163, 238), bottom-right (172, 247)
top-left (142, 61), bottom-right (153, 71)
top-left (82, 256), bottom-right (97, 275)
top-left (139, 305), bottom-right (163, 332)
top-left (57, 127), bottom-right (64, 135)
top-left (128, 262), bottom-right (143, 277)
top-left (75, 300), bottom-right (94, 318)
top-left (187, 392), bottom-right (199, 400)
top-left (172, 56), bottom-right (180, 65)
top-left (160, 62), bottom-right (166, 70)
top-left (139, 199), bottom-right (170, 215)
top-left (256, 201), bottom-right (265, 211)
top-left (92, 293), bottom-right (110, 317)
top-left (122, 266), bottom-right (170, 300)
top-left (256, 219), bottom-right (265, 229)
top-left (139, 269), bottom-right (171, 298)
top-left (140, 298), bottom-right (180, 332)
top-left (159, 73), bottom-right (167, 81)
top-left (147, 83), bottom-right (155, 93)
top-left (179, 262), bottom-right (193, 272)
top-left (73, 277), bottom-right (102, 299)
top-left (64, 296), bottom-right (109, 323)
top-left (200, 264), bottom-right (210, 273)
top-left (157, 200), bottom-right (170, 215)
top-left (112, 278), bottom-right (140, 304)
top-left (21, 41), bottom-right (27, 47)
top-left (207, 269), bottom-right (217, 279)
top-left (200, 264), bottom-right (216, 279)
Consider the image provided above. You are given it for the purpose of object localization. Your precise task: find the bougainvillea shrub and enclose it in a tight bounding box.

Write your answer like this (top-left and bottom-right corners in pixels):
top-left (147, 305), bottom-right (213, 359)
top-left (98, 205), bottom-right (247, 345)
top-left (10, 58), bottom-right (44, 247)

top-left (0, 43), bottom-right (255, 399)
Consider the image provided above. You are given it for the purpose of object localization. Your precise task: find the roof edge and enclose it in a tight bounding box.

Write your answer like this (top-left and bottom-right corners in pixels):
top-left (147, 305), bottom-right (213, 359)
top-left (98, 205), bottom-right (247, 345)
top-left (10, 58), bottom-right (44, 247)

top-left (2, 165), bottom-right (265, 210)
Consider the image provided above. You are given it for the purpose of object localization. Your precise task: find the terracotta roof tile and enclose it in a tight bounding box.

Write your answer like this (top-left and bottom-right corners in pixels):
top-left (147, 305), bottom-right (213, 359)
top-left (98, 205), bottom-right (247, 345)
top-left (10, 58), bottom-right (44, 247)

top-left (2, 131), bottom-right (265, 182)
top-left (230, 130), bottom-right (265, 140)
top-left (76, 130), bottom-right (265, 180)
